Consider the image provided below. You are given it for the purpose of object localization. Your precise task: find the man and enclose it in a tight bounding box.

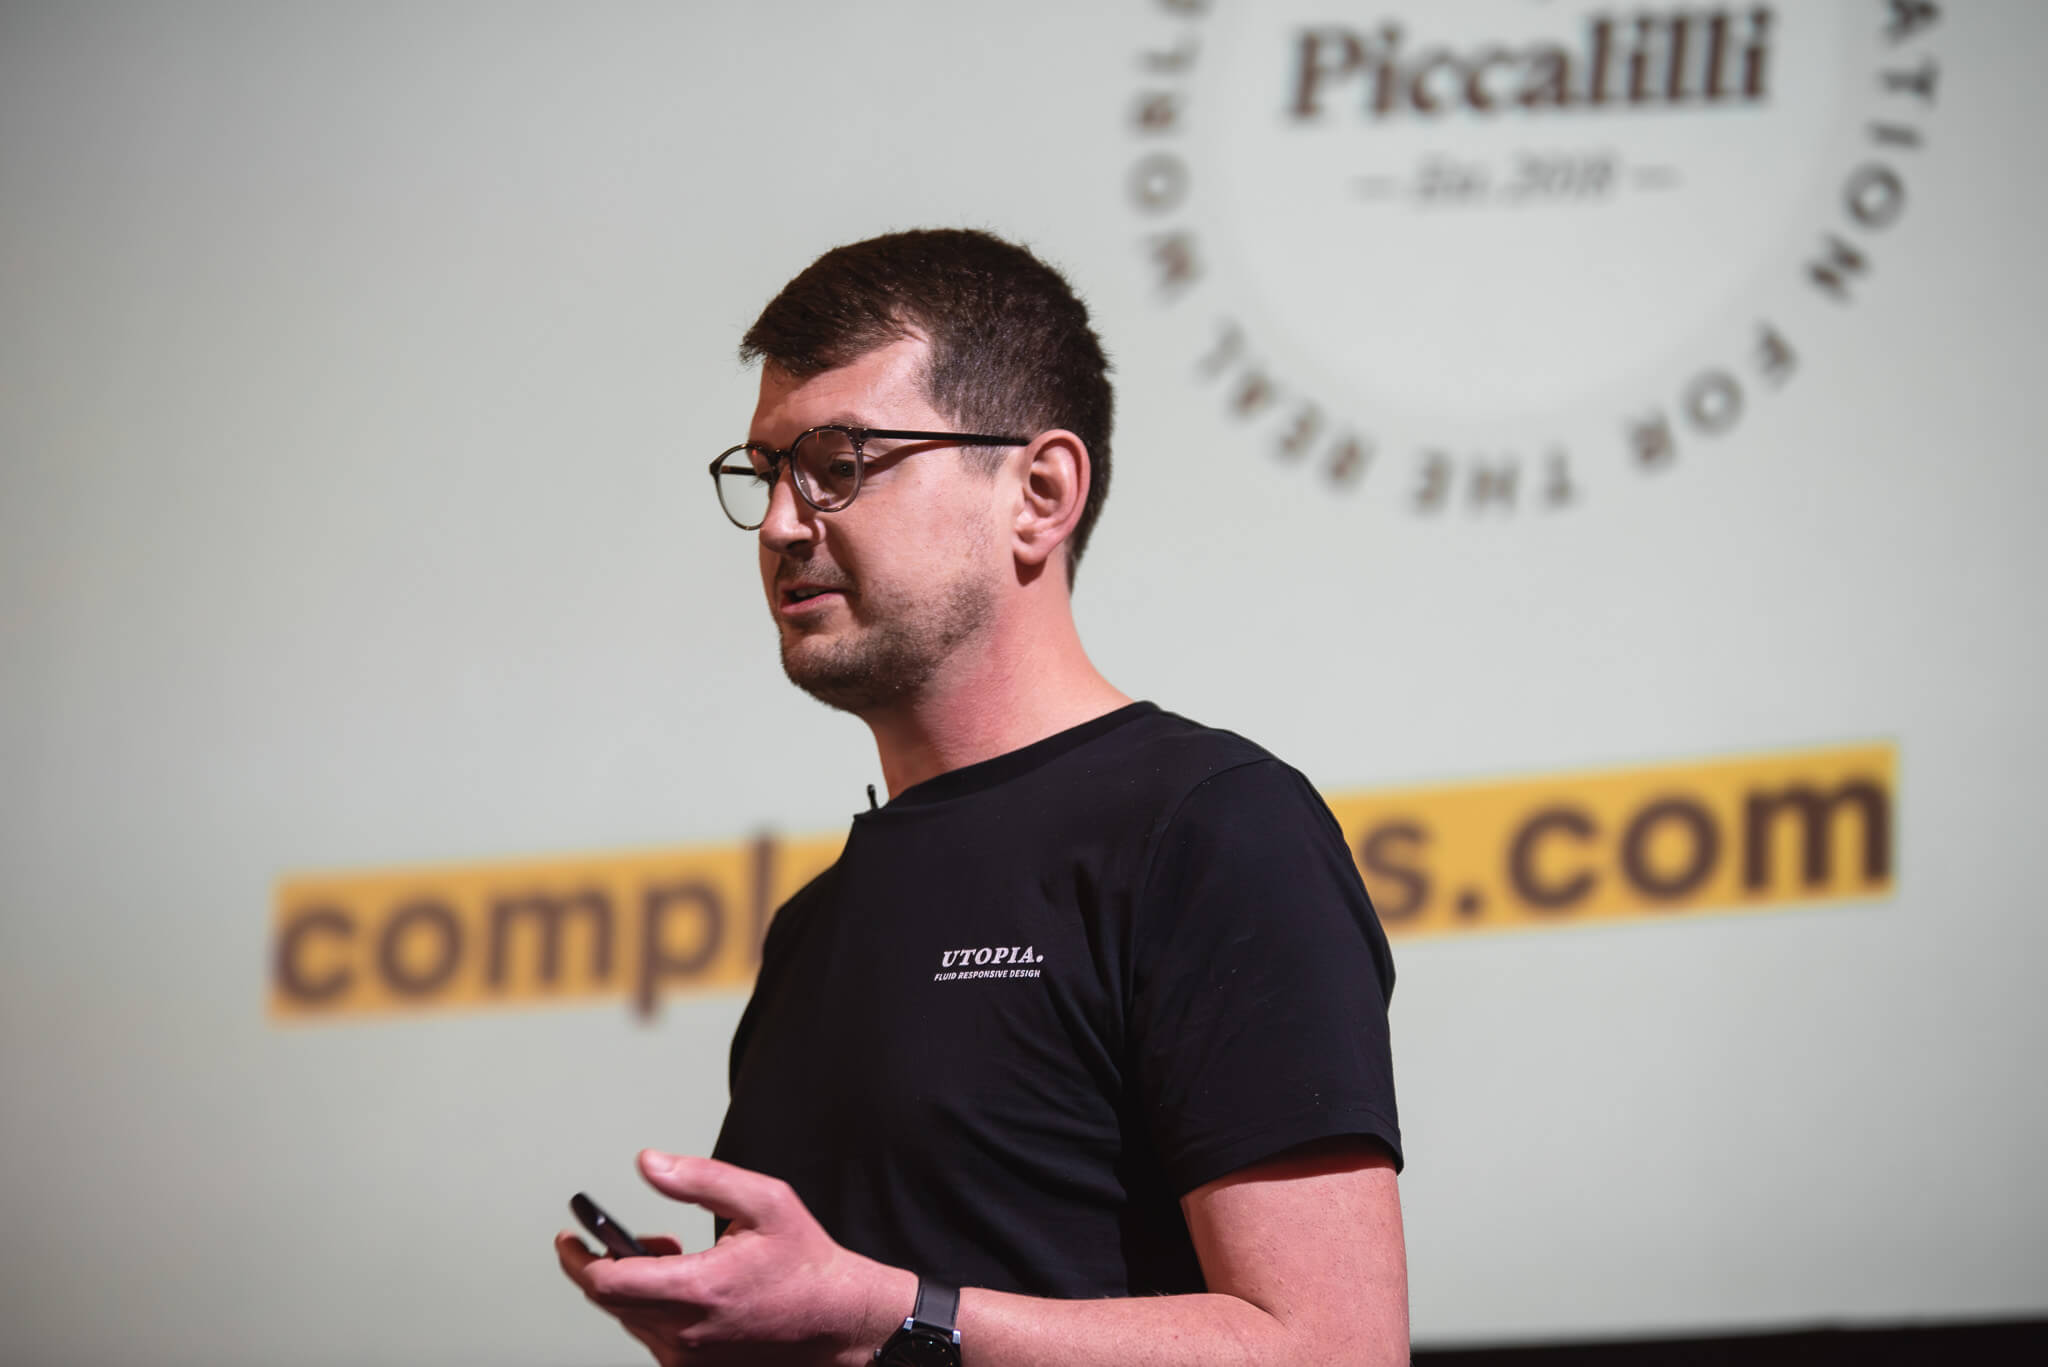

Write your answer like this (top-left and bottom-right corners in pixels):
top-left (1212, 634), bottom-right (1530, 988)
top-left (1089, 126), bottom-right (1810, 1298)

top-left (558, 229), bottom-right (1407, 1366)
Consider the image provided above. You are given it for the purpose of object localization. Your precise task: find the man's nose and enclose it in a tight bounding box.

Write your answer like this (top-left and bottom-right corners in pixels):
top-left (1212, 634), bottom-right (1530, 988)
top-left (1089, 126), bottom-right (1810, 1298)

top-left (757, 461), bottom-right (817, 553)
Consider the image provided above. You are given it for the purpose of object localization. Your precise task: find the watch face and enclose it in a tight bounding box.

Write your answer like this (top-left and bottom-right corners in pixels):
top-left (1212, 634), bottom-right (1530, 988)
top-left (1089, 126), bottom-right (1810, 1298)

top-left (879, 1330), bottom-right (960, 1367)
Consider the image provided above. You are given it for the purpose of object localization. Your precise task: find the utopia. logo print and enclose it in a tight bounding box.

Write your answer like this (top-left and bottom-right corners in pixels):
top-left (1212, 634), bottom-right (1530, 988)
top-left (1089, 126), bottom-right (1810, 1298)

top-left (1125, 0), bottom-right (1942, 516)
top-left (934, 944), bottom-right (1046, 982)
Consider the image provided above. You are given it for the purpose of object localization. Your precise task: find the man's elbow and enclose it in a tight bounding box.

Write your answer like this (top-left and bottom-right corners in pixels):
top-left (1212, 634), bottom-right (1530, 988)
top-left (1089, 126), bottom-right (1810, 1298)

top-left (1292, 1291), bottom-right (1408, 1367)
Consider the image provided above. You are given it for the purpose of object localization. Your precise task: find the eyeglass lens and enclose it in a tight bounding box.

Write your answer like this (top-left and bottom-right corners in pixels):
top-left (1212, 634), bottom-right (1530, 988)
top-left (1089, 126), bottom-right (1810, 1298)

top-left (714, 429), bottom-right (862, 528)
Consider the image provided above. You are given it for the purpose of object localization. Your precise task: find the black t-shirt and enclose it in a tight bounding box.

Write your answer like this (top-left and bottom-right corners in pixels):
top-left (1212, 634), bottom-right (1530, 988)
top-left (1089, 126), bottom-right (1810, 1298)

top-left (712, 703), bottom-right (1400, 1299)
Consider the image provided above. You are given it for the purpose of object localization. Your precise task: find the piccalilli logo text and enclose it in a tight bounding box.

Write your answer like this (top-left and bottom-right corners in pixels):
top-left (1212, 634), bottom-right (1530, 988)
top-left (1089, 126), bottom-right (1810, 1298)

top-left (1287, 10), bottom-right (1774, 121)
top-left (1123, 0), bottom-right (1943, 517)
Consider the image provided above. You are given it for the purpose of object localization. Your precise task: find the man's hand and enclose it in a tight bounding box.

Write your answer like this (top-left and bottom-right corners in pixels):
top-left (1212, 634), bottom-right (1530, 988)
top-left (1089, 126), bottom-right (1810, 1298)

top-left (556, 1151), bottom-right (913, 1367)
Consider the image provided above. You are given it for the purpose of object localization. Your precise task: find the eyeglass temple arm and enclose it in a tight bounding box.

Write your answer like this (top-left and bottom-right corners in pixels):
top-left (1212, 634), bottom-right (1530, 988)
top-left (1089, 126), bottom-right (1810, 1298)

top-left (857, 429), bottom-right (1030, 445)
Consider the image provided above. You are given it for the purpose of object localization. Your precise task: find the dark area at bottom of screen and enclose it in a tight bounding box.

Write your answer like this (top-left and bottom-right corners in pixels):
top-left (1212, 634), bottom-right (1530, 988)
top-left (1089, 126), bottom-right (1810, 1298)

top-left (1415, 1316), bottom-right (2048, 1365)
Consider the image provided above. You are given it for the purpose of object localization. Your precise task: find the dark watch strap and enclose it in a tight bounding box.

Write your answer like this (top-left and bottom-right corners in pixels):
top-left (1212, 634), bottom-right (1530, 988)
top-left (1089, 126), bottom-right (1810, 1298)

top-left (877, 1277), bottom-right (963, 1365)
top-left (911, 1279), bottom-right (960, 1335)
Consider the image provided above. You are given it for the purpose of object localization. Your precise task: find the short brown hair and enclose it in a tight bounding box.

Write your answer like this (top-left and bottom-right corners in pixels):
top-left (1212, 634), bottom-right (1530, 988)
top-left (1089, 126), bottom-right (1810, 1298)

top-left (739, 228), bottom-right (1114, 579)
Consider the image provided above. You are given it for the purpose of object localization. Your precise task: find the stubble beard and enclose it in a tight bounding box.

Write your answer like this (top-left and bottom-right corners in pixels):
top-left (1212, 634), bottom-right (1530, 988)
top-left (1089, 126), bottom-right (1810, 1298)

top-left (778, 566), bottom-right (999, 714)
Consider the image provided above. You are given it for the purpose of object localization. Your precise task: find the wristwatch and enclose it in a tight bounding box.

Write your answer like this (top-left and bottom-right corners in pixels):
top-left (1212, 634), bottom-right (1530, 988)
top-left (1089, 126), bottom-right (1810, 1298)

top-left (875, 1278), bottom-right (962, 1367)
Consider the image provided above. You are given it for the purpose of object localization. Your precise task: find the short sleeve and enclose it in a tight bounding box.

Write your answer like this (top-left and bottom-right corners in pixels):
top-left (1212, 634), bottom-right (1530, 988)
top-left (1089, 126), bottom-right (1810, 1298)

top-left (1131, 759), bottom-right (1402, 1193)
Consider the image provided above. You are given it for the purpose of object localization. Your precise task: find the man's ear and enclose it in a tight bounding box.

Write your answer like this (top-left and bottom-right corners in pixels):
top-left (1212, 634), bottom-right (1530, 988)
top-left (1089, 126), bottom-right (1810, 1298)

top-left (1011, 430), bottom-right (1090, 577)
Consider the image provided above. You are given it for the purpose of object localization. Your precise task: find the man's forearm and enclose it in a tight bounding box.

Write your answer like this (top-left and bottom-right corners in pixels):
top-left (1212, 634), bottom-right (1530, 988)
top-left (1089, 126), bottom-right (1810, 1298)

top-left (957, 1284), bottom-right (1401, 1367)
top-left (848, 1262), bottom-right (1401, 1367)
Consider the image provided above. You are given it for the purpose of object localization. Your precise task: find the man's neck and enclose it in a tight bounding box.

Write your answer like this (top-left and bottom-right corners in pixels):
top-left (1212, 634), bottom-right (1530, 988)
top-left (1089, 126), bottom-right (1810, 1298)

top-left (860, 608), bottom-right (1132, 800)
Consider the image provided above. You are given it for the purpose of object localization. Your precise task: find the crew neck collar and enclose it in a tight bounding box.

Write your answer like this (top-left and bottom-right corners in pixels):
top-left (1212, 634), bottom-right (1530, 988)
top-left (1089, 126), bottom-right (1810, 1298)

top-left (862, 702), bottom-right (1159, 816)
